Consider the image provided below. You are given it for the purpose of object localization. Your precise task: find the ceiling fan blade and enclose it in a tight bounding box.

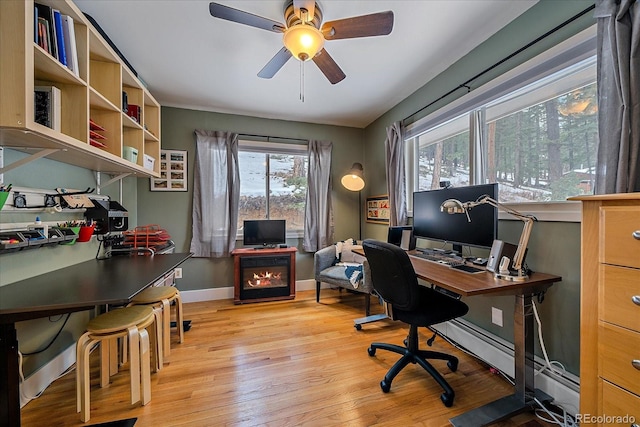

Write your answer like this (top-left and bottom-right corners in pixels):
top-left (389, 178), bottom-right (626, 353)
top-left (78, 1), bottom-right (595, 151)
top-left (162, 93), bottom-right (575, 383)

top-left (209, 2), bottom-right (285, 33)
top-left (293, 0), bottom-right (315, 23)
top-left (258, 47), bottom-right (293, 79)
top-left (322, 11), bottom-right (394, 40)
top-left (312, 49), bottom-right (346, 85)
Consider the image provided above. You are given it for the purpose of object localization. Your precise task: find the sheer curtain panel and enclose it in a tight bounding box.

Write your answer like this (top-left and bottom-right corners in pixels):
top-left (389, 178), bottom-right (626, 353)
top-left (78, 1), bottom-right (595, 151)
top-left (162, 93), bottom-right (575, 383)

top-left (190, 130), bottom-right (240, 258)
top-left (303, 140), bottom-right (333, 252)
top-left (385, 121), bottom-right (408, 226)
top-left (594, 0), bottom-right (640, 193)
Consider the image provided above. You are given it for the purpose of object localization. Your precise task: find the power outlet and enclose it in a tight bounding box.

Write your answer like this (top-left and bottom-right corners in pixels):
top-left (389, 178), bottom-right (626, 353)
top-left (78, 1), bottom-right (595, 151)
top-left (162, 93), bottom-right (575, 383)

top-left (491, 307), bottom-right (503, 327)
top-left (174, 267), bottom-right (183, 279)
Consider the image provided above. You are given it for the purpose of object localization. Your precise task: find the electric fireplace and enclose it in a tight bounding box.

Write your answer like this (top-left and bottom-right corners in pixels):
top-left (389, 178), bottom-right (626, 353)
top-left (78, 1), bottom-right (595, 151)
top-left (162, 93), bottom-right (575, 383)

top-left (232, 247), bottom-right (297, 304)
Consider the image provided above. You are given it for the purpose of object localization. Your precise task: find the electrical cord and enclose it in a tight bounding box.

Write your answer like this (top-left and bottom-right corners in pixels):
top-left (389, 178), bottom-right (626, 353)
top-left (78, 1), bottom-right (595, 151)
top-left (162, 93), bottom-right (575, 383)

top-left (20, 314), bottom-right (71, 356)
top-left (531, 301), bottom-right (577, 427)
top-left (18, 313), bottom-right (75, 403)
top-left (531, 301), bottom-right (566, 377)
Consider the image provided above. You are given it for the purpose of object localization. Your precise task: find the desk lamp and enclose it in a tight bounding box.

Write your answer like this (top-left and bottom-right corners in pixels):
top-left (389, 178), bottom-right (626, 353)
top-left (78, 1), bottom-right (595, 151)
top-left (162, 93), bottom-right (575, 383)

top-left (440, 195), bottom-right (536, 281)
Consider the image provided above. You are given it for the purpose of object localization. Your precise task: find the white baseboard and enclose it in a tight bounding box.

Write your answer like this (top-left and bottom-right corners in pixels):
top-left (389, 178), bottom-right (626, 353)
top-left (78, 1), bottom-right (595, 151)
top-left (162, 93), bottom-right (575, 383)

top-left (179, 279), bottom-right (321, 303)
top-left (432, 319), bottom-right (580, 415)
top-left (20, 345), bottom-right (76, 408)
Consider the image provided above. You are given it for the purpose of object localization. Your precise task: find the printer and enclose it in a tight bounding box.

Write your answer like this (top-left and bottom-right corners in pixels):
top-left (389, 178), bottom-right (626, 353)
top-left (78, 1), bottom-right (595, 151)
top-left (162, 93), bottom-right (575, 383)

top-left (85, 199), bottom-right (129, 234)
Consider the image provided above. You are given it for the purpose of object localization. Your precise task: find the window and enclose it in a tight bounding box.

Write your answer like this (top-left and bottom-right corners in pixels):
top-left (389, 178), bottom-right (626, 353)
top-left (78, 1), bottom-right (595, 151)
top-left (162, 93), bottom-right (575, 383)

top-left (405, 27), bottom-right (597, 215)
top-left (237, 140), bottom-right (308, 235)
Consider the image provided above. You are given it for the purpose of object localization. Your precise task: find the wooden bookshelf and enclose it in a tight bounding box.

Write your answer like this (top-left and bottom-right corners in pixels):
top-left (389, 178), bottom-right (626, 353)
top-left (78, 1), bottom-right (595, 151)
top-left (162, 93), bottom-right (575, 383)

top-left (0, 0), bottom-right (160, 177)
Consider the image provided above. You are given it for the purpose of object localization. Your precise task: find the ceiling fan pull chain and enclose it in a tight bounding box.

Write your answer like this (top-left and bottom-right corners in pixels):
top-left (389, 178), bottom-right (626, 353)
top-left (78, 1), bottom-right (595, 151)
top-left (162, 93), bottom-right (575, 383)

top-left (300, 60), bottom-right (305, 102)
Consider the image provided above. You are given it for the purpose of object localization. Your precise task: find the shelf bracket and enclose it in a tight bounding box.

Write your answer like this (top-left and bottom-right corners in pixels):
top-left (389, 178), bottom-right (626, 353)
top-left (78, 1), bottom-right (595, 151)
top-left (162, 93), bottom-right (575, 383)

top-left (0, 148), bottom-right (60, 174)
top-left (96, 172), bottom-right (131, 192)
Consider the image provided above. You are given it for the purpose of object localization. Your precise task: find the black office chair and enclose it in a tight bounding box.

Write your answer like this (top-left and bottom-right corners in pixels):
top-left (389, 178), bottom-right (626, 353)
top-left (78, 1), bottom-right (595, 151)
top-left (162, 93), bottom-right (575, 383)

top-left (362, 239), bottom-right (469, 407)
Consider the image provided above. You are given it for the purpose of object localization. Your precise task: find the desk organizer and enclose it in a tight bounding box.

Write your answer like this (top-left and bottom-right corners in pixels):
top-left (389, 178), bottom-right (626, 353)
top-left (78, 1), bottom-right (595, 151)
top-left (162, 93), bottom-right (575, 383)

top-left (55, 227), bottom-right (80, 244)
top-left (0, 231), bottom-right (29, 253)
top-left (0, 227), bottom-right (81, 254)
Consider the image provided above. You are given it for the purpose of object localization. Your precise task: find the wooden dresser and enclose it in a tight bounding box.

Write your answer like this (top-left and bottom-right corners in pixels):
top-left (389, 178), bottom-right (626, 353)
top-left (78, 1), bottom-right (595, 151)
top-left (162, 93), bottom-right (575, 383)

top-left (569, 194), bottom-right (640, 425)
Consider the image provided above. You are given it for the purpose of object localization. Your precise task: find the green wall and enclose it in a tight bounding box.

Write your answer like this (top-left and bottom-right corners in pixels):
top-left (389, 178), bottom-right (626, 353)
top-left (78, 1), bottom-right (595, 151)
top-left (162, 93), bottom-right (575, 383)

top-left (361, 0), bottom-right (595, 375)
top-left (136, 106), bottom-right (365, 291)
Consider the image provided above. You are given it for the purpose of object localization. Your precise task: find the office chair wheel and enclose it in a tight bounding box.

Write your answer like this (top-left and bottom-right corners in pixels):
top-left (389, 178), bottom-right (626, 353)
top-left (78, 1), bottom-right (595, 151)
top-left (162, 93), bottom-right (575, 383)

top-left (380, 379), bottom-right (391, 393)
top-left (355, 324), bottom-right (362, 331)
top-left (367, 347), bottom-right (376, 356)
top-left (440, 392), bottom-right (454, 407)
top-left (447, 359), bottom-right (458, 372)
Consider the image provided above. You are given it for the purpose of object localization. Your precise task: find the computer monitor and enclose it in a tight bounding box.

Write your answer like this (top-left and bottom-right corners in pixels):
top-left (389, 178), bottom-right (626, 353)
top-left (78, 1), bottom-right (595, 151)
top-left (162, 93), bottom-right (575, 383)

top-left (242, 220), bottom-right (286, 248)
top-left (387, 226), bottom-right (416, 250)
top-left (412, 183), bottom-right (498, 254)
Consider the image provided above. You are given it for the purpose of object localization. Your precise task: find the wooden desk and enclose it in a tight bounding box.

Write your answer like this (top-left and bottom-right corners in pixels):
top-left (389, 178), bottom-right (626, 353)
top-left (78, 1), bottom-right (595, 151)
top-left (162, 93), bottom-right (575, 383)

top-left (0, 252), bottom-right (193, 427)
top-left (357, 247), bottom-right (561, 426)
top-left (405, 251), bottom-right (560, 426)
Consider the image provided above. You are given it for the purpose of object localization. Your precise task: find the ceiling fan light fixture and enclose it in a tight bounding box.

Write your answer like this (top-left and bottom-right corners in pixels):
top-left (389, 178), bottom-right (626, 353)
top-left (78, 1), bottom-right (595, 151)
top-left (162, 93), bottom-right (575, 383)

top-left (283, 24), bottom-right (325, 61)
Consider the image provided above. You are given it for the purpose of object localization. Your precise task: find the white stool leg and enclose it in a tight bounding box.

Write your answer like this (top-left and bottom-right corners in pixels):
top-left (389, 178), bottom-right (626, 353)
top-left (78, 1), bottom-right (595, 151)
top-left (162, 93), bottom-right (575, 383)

top-left (151, 308), bottom-right (163, 371)
top-left (76, 333), bottom-right (90, 414)
top-left (100, 338), bottom-right (111, 388)
top-left (160, 298), bottom-right (170, 358)
top-left (175, 292), bottom-right (184, 344)
top-left (126, 326), bottom-right (141, 405)
top-left (138, 328), bottom-right (151, 405)
top-left (79, 337), bottom-right (95, 422)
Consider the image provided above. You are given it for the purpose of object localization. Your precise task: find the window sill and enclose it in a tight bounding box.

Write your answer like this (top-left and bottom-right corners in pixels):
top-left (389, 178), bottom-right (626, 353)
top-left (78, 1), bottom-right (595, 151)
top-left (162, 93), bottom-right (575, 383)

top-left (499, 201), bottom-right (581, 223)
top-left (409, 201), bottom-right (582, 223)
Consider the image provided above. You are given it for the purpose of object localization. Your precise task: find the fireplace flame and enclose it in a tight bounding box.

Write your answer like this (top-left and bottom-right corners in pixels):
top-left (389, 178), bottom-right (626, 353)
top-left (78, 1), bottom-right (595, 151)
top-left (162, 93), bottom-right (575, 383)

top-left (247, 271), bottom-right (282, 287)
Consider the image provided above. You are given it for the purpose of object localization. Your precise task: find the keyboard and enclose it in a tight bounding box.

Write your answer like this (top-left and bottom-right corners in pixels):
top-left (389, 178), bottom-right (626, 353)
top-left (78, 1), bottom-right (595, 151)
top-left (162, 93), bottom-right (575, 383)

top-left (414, 252), bottom-right (464, 267)
top-left (450, 264), bottom-right (485, 274)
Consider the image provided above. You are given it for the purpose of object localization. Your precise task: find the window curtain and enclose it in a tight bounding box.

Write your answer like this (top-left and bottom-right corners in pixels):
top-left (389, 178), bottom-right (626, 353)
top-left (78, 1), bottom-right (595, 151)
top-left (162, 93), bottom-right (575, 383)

top-left (190, 130), bottom-right (240, 258)
top-left (594, 0), bottom-right (640, 193)
top-left (385, 121), bottom-right (408, 226)
top-left (470, 110), bottom-right (487, 185)
top-left (303, 140), bottom-right (333, 252)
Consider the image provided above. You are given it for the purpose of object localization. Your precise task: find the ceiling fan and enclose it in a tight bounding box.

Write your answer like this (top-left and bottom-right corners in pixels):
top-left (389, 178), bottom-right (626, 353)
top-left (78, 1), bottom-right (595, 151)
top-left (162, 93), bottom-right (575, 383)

top-left (209, 1), bottom-right (394, 84)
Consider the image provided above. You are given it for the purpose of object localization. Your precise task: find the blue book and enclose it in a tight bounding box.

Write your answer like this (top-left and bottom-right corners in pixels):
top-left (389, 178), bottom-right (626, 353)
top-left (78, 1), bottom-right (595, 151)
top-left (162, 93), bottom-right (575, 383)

top-left (52, 10), bottom-right (67, 66)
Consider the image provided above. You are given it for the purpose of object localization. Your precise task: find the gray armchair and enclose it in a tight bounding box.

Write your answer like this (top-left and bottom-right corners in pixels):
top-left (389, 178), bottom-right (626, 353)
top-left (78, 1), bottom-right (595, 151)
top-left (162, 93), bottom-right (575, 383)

top-left (314, 243), bottom-right (374, 320)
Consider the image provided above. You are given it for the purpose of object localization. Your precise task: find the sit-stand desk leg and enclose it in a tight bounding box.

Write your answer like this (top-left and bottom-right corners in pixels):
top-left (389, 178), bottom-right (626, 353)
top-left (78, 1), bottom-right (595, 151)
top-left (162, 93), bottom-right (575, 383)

top-left (450, 294), bottom-right (552, 426)
top-left (354, 297), bottom-right (390, 330)
top-left (1, 322), bottom-right (21, 426)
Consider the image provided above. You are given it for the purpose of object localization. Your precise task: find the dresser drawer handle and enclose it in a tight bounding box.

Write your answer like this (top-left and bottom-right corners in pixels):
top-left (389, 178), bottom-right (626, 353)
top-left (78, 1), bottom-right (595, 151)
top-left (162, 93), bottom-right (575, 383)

top-left (633, 296), bottom-right (640, 306)
top-left (633, 360), bottom-right (640, 370)
top-left (634, 230), bottom-right (640, 240)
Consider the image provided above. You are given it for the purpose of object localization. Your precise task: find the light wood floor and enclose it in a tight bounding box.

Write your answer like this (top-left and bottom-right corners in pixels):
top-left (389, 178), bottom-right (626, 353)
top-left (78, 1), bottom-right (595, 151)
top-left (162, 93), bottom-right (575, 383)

top-left (20, 290), bottom-right (551, 427)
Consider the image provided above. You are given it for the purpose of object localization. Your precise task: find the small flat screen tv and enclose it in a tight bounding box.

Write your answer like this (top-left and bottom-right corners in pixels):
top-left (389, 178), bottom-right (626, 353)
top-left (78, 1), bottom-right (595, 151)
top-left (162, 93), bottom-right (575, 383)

top-left (242, 220), bottom-right (286, 248)
top-left (412, 183), bottom-right (498, 253)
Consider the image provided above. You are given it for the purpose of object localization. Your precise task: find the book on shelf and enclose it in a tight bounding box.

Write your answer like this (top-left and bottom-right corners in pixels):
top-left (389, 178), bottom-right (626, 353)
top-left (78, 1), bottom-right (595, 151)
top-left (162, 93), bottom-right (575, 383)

top-left (34, 86), bottom-right (61, 131)
top-left (61, 14), bottom-right (79, 76)
top-left (37, 17), bottom-right (49, 52)
top-left (52, 10), bottom-right (67, 66)
top-left (34, 6), bottom-right (38, 45)
top-left (34, 3), bottom-right (57, 60)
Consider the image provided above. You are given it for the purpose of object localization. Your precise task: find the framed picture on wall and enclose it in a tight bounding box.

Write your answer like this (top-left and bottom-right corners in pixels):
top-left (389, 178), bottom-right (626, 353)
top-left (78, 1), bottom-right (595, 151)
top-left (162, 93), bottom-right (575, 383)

top-left (366, 195), bottom-right (390, 224)
top-left (150, 149), bottom-right (188, 191)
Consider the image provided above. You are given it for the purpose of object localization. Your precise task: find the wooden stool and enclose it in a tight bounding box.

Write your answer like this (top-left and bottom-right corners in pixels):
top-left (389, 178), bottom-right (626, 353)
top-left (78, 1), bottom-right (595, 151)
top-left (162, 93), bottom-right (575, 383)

top-left (129, 286), bottom-right (184, 365)
top-left (76, 305), bottom-right (156, 423)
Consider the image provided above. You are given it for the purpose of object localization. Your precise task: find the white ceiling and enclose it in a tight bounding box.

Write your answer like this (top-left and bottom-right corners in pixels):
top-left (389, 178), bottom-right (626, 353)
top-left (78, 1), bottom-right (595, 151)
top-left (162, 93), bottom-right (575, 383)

top-left (75, 0), bottom-right (537, 128)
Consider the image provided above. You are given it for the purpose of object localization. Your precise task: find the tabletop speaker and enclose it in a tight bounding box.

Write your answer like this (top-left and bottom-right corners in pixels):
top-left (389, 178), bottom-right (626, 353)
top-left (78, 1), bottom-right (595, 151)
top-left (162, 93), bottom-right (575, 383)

top-left (486, 240), bottom-right (517, 273)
